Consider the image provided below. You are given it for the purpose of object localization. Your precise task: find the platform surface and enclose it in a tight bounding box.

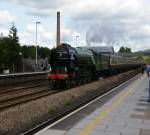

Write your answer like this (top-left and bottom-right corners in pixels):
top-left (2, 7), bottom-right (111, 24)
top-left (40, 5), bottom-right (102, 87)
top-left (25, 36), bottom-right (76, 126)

top-left (37, 75), bottom-right (150, 135)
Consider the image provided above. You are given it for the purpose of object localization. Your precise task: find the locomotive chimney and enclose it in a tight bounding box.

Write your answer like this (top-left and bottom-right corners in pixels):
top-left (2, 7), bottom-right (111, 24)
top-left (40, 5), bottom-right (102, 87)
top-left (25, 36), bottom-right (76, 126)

top-left (56, 11), bottom-right (60, 47)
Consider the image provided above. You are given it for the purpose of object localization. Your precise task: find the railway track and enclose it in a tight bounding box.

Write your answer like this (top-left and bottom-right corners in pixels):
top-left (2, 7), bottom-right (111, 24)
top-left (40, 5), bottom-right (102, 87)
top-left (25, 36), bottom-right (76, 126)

top-left (0, 79), bottom-right (48, 90)
top-left (0, 84), bottom-right (50, 100)
top-left (0, 87), bottom-right (59, 110)
top-left (0, 79), bottom-right (60, 111)
top-left (0, 71), bottom-right (49, 88)
top-left (0, 76), bottom-right (102, 111)
top-left (0, 75), bottom-right (98, 111)
top-left (0, 82), bottom-right (49, 95)
top-left (0, 69), bottom-right (139, 111)
top-left (0, 74), bottom-right (104, 111)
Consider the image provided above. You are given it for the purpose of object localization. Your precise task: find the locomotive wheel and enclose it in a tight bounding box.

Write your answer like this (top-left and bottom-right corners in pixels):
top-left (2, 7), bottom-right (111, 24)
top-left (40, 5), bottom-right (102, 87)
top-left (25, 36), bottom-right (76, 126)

top-left (48, 80), bottom-right (58, 89)
top-left (82, 79), bottom-right (86, 84)
top-left (77, 79), bottom-right (82, 86)
top-left (86, 77), bottom-right (89, 83)
top-left (72, 80), bottom-right (77, 87)
top-left (48, 81), bottom-right (53, 88)
top-left (82, 78), bottom-right (86, 84)
top-left (65, 79), bottom-right (71, 89)
top-left (87, 77), bottom-right (91, 82)
top-left (53, 84), bottom-right (58, 89)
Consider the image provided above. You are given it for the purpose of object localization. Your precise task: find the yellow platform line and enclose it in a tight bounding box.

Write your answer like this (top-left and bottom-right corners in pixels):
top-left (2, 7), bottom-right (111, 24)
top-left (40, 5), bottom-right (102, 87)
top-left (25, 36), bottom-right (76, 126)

top-left (79, 78), bottom-right (141, 135)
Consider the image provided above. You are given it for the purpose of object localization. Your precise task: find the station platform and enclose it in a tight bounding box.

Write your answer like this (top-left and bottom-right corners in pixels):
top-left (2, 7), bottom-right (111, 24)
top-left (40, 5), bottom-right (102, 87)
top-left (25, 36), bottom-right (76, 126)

top-left (37, 75), bottom-right (150, 135)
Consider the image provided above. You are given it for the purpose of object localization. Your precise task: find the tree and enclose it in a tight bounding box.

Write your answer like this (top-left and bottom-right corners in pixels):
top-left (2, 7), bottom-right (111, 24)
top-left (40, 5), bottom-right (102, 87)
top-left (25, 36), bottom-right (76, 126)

top-left (0, 24), bottom-right (21, 72)
top-left (0, 23), bottom-right (53, 73)
top-left (20, 45), bottom-right (51, 59)
top-left (38, 47), bottom-right (51, 59)
top-left (118, 46), bottom-right (132, 53)
top-left (144, 56), bottom-right (150, 64)
top-left (0, 37), bottom-right (11, 69)
top-left (0, 37), bottom-right (7, 72)
top-left (125, 47), bottom-right (132, 53)
top-left (9, 23), bottom-right (19, 43)
top-left (119, 47), bottom-right (125, 53)
top-left (21, 46), bottom-right (29, 59)
top-left (8, 24), bottom-right (21, 70)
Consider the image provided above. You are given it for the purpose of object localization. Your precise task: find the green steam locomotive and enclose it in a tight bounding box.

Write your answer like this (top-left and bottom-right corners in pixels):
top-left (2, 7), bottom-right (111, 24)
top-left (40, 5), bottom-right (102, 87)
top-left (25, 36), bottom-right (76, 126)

top-left (48, 43), bottom-right (143, 88)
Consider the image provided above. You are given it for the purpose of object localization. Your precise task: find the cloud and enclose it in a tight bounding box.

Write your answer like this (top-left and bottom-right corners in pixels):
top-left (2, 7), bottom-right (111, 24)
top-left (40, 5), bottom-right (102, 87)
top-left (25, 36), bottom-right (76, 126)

top-left (26, 8), bottom-right (53, 17)
top-left (64, 0), bottom-right (150, 50)
top-left (61, 28), bottom-right (79, 42)
top-left (14, 0), bottom-right (74, 9)
top-left (27, 24), bottom-right (44, 33)
top-left (0, 28), bottom-right (9, 36)
top-left (2, 0), bottom-right (150, 51)
top-left (19, 24), bottom-right (53, 47)
top-left (0, 10), bottom-right (17, 25)
top-left (4, 0), bottom-right (78, 17)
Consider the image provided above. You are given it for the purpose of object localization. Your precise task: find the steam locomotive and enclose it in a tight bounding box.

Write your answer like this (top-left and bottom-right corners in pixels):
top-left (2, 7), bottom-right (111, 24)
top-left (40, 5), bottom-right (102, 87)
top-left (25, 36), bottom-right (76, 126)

top-left (48, 43), bottom-right (143, 88)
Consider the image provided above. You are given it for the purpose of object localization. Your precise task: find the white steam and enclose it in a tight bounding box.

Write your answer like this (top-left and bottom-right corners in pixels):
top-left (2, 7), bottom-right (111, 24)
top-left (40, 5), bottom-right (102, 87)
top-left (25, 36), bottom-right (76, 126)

top-left (86, 20), bottom-right (126, 47)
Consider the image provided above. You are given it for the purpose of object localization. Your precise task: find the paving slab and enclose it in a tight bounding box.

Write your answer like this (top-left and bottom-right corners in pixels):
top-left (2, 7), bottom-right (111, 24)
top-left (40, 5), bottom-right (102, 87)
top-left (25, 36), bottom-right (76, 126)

top-left (39, 129), bottom-right (66, 135)
top-left (140, 129), bottom-right (150, 135)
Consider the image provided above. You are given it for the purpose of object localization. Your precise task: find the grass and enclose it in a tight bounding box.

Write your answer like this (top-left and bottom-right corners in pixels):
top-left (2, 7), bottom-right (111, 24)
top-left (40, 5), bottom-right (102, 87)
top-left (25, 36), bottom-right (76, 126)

top-left (64, 100), bottom-right (72, 107)
top-left (48, 100), bottom-right (73, 115)
top-left (48, 106), bottom-right (58, 115)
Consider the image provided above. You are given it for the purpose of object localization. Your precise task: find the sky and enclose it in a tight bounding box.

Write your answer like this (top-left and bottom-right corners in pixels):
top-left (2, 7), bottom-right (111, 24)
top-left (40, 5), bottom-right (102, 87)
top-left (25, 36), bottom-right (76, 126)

top-left (0, 0), bottom-right (150, 52)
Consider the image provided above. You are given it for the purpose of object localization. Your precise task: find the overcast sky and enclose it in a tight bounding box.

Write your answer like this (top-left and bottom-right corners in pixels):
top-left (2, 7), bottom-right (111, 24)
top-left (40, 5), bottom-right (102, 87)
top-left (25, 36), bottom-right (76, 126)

top-left (0, 0), bottom-right (150, 51)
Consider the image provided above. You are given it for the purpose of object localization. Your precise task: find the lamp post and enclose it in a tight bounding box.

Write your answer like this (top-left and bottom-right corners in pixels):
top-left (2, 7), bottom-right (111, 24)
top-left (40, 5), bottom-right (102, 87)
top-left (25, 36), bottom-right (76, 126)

top-left (19, 52), bottom-right (24, 72)
top-left (76, 36), bottom-right (79, 46)
top-left (35, 21), bottom-right (41, 65)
